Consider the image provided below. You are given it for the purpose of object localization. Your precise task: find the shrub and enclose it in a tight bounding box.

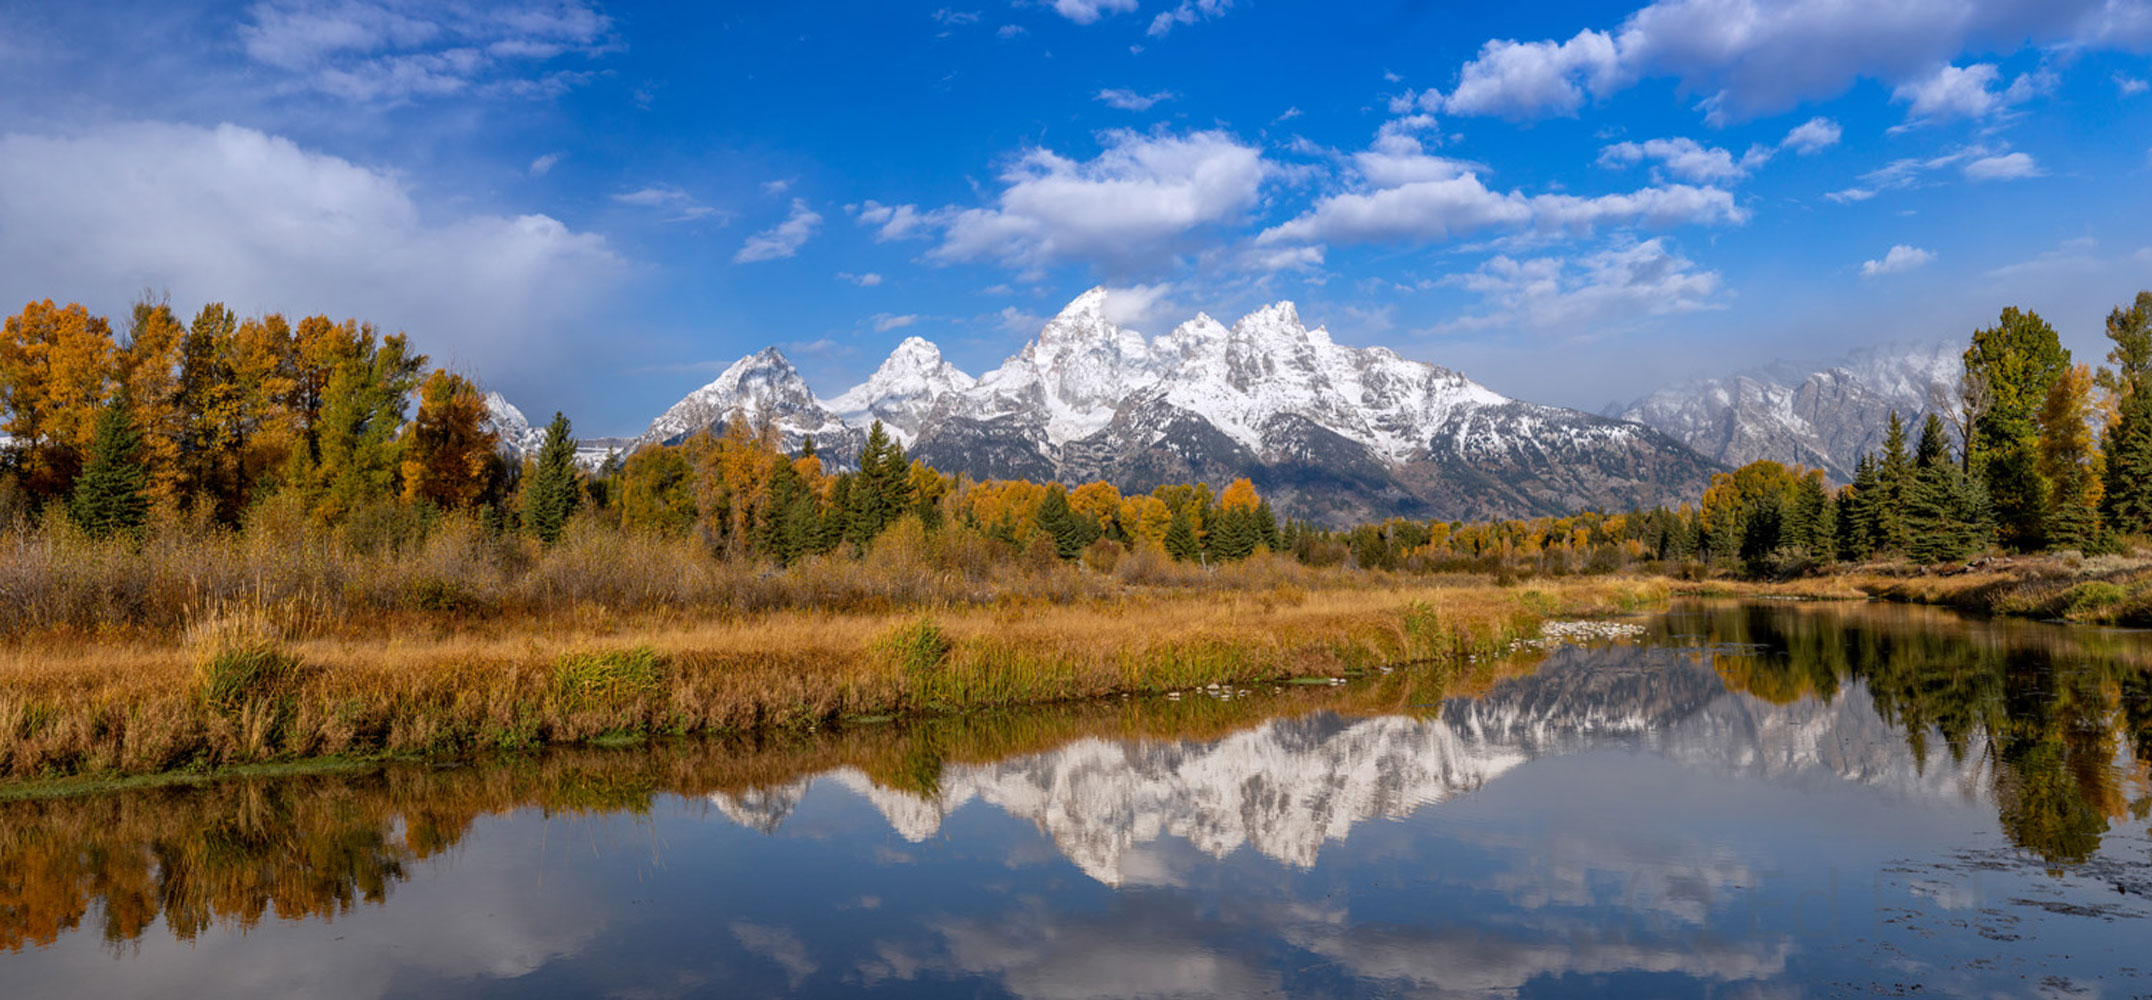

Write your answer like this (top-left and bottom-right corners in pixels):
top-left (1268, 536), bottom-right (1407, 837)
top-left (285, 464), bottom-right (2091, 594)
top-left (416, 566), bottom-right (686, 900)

top-left (553, 646), bottom-right (664, 710)
top-left (187, 607), bottom-right (307, 713)
top-left (2061, 580), bottom-right (2128, 618)
top-left (878, 617), bottom-right (953, 706)
top-left (1080, 538), bottom-right (1123, 574)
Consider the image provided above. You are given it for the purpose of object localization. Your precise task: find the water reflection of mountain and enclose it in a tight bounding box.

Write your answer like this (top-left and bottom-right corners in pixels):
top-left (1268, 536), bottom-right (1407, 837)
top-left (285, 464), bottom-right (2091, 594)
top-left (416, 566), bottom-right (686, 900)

top-left (712, 641), bottom-right (2003, 884)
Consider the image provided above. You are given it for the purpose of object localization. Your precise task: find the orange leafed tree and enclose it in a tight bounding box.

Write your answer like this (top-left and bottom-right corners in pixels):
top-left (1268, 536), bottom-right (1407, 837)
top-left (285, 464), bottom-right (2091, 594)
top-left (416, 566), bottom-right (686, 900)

top-left (0, 300), bottom-right (116, 499)
top-left (400, 370), bottom-right (499, 508)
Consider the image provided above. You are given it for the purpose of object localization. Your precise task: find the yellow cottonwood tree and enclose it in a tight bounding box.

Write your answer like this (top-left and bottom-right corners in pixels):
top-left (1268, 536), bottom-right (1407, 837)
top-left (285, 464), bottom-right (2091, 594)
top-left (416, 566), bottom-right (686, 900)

top-left (400, 370), bottom-right (498, 509)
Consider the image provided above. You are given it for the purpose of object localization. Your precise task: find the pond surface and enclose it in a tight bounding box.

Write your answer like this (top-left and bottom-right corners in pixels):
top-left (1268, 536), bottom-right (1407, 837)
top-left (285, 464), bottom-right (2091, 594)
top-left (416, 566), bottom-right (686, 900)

top-left (4, 600), bottom-right (2151, 998)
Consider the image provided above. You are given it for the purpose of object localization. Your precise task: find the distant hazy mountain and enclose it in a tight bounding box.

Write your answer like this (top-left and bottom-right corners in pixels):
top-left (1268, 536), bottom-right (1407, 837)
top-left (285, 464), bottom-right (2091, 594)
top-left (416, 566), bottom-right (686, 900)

top-left (1614, 343), bottom-right (1963, 482)
top-left (620, 288), bottom-right (1719, 525)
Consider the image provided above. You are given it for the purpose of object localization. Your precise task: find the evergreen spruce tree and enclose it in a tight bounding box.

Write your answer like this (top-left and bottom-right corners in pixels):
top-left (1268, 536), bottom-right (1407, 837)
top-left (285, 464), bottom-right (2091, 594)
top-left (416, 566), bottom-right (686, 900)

top-left (1254, 500), bottom-right (1281, 552)
top-left (523, 412), bottom-right (582, 544)
top-left (1876, 412), bottom-right (1913, 554)
top-left (1964, 307), bottom-right (2071, 550)
top-left (1839, 454), bottom-right (1880, 560)
top-left (1782, 473), bottom-right (1834, 559)
top-left (819, 475), bottom-right (853, 553)
top-left (69, 393), bottom-right (150, 540)
top-left (2104, 383), bottom-right (2152, 535)
top-left (1162, 505), bottom-right (1199, 561)
top-left (1038, 488), bottom-right (1088, 559)
top-left (1210, 506), bottom-right (1257, 561)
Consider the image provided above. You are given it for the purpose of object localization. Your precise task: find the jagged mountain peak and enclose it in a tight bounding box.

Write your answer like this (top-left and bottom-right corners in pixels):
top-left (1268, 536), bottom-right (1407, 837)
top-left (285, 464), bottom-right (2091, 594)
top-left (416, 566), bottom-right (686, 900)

top-left (824, 335), bottom-right (976, 445)
top-left (481, 391), bottom-right (547, 458)
top-left (637, 344), bottom-right (861, 462)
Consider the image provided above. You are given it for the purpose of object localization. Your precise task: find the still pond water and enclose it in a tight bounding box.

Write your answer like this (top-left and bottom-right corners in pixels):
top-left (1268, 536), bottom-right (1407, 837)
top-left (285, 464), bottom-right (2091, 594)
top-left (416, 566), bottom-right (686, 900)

top-left (4, 600), bottom-right (2151, 998)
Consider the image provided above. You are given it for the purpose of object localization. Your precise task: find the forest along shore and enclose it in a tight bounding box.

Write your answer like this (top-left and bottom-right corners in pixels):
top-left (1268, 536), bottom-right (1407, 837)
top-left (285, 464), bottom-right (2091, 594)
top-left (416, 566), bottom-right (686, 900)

top-left (1687, 552), bottom-right (2152, 625)
top-left (0, 570), bottom-right (1667, 787)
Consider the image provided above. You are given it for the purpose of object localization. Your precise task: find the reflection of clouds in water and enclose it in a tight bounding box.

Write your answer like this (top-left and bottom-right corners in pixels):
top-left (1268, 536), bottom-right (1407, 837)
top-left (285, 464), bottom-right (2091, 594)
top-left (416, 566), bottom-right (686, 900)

top-left (860, 897), bottom-right (1285, 1000)
top-left (2, 817), bottom-right (602, 998)
top-left (1473, 827), bottom-right (1757, 925)
top-left (1285, 920), bottom-right (1791, 998)
top-left (731, 921), bottom-right (817, 988)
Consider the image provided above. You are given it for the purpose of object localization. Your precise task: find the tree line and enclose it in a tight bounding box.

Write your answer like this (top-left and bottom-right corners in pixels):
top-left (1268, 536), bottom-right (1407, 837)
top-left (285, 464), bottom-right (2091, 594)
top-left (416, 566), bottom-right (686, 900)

top-left (1278, 291), bottom-right (2152, 576)
top-left (0, 294), bottom-right (1284, 568)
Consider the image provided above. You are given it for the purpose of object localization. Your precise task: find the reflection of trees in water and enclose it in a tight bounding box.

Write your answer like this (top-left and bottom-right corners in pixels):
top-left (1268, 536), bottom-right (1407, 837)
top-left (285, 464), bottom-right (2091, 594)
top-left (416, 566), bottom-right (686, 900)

top-left (0, 672), bottom-right (1465, 952)
top-left (1672, 602), bottom-right (2152, 865)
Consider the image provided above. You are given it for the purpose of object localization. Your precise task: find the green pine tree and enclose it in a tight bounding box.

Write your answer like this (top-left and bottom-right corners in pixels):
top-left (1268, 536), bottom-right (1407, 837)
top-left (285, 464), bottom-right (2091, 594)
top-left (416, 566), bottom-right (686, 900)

top-left (523, 412), bottom-right (582, 544)
top-left (69, 393), bottom-right (150, 540)
top-left (1876, 412), bottom-right (1913, 554)
top-left (1162, 506), bottom-right (1199, 562)
top-left (2104, 381), bottom-right (2152, 535)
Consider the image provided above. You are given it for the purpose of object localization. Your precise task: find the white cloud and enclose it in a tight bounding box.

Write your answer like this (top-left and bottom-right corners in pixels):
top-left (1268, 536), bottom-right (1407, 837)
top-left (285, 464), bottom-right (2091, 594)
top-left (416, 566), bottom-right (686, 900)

top-left (997, 24), bottom-right (1027, 39)
top-left (1444, 30), bottom-right (1624, 119)
top-left (1963, 151), bottom-right (2042, 180)
top-left (1861, 244), bottom-right (1936, 276)
top-left (1095, 88), bottom-right (1175, 111)
top-left (1259, 138), bottom-right (1744, 248)
top-left (0, 121), bottom-right (623, 387)
top-left (1439, 237), bottom-right (1724, 334)
top-left (871, 313), bottom-right (919, 331)
top-left (527, 151), bottom-right (561, 176)
top-left (1825, 145), bottom-right (1989, 201)
top-left (1780, 117), bottom-right (1842, 155)
top-left (1146, 0), bottom-right (1233, 38)
top-left (762, 178), bottom-right (792, 195)
top-left (1437, 0), bottom-right (2152, 123)
top-left (926, 129), bottom-right (1268, 272)
top-left (1596, 137), bottom-right (1769, 183)
top-left (735, 199), bottom-right (823, 262)
top-left (2118, 73), bottom-right (2151, 95)
top-left (838, 272), bottom-right (884, 287)
top-left (1049, 0), bottom-right (1137, 25)
top-left (932, 8), bottom-right (980, 26)
top-left (612, 185), bottom-right (718, 221)
top-left (1098, 283), bottom-right (1179, 331)
top-left (1890, 63), bottom-right (2050, 123)
top-left (854, 200), bottom-right (939, 242)
top-left (238, 0), bottom-right (614, 104)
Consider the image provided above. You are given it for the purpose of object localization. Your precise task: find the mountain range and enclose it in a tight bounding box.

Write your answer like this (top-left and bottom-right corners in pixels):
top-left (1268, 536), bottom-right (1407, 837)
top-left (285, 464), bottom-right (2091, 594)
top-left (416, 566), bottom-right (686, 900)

top-left (526, 288), bottom-right (1720, 525)
top-left (1612, 342), bottom-right (1962, 482)
top-left (485, 290), bottom-right (1970, 524)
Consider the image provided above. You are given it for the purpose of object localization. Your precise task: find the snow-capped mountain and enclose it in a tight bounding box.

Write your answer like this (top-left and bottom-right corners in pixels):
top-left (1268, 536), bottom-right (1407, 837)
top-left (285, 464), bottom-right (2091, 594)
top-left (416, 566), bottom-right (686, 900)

top-left (482, 391), bottom-right (549, 458)
top-left (1615, 343), bottom-right (1963, 482)
top-left (822, 336), bottom-right (976, 445)
top-left (636, 288), bottom-right (1720, 523)
top-left (635, 347), bottom-right (864, 466)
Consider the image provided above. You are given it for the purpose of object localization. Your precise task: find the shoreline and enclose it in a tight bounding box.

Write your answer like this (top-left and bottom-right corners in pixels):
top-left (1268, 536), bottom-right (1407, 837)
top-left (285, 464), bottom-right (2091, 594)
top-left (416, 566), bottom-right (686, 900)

top-left (0, 577), bottom-right (1668, 789)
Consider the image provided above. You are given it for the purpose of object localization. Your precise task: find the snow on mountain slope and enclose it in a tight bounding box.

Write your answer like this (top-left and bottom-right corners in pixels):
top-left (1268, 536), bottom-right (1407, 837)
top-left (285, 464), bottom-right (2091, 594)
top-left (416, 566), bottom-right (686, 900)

top-left (482, 391), bottom-right (549, 458)
top-left (635, 347), bottom-right (863, 466)
top-left (638, 287), bottom-right (1718, 522)
top-left (1617, 343), bottom-right (1962, 481)
top-left (821, 336), bottom-right (975, 445)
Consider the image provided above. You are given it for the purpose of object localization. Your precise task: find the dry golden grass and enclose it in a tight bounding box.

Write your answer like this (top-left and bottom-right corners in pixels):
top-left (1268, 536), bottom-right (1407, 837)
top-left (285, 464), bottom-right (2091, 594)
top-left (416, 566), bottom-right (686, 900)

top-left (0, 575), bottom-right (1667, 782)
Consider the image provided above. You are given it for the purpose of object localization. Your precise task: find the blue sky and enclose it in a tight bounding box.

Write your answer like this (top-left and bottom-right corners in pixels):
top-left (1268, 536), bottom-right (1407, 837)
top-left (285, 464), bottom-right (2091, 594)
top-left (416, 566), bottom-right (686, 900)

top-left (2, 1), bottom-right (2150, 434)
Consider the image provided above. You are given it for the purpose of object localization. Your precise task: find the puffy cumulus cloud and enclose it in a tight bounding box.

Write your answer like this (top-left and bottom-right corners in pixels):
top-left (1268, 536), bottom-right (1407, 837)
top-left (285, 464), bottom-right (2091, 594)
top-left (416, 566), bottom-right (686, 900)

top-left (1597, 137), bottom-right (1769, 183)
top-left (926, 129), bottom-right (1268, 273)
top-left (1891, 62), bottom-right (2053, 122)
top-left (1146, 0), bottom-right (1234, 38)
top-left (1963, 151), bottom-right (2043, 180)
top-left (1861, 244), bottom-right (1936, 276)
top-left (1095, 88), bottom-right (1175, 111)
top-left (1098, 283), bottom-right (1180, 331)
top-left (527, 151), bottom-right (562, 175)
top-left (1259, 138), bottom-right (1744, 249)
top-left (239, 0), bottom-right (616, 104)
top-left (1048, 0), bottom-right (1137, 26)
top-left (1439, 237), bottom-right (1725, 335)
top-left (1444, 30), bottom-right (1625, 119)
top-left (0, 121), bottom-right (624, 386)
top-left (1439, 0), bottom-right (2152, 123)
top-left (1780, 117), bottom-right (1842, 154)
top-left (735, 199), bottom-right (824, 262)
top-left (837, 271), bottom-right (884, 287)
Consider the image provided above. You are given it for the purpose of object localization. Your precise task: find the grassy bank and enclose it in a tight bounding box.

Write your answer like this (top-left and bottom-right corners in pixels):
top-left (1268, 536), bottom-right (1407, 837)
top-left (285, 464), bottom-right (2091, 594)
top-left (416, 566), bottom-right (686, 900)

top-left (1686, 553), bottom-right (2152, 625)
top-left (0, 575), bottom-right (1667, 783)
